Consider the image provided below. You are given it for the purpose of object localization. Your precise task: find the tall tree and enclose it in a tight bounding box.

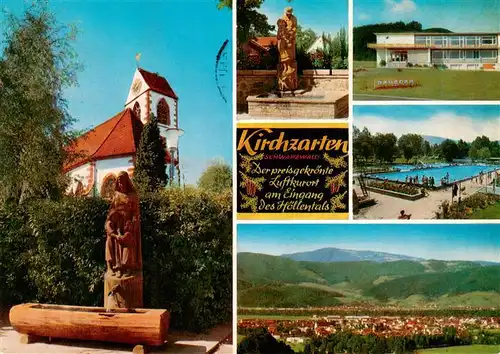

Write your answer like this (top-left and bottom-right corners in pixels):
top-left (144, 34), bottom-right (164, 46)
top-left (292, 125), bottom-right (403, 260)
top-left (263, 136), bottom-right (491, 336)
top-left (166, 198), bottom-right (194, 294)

top-left (0, 2), bottom-right (81, 204)
top-left (133, 114), bottom-right (167, 193)
top-left (398, 134), bottom-right (424, 162)
top-left (353, 126), bottom-right (374, 163)
top-left (373, 133), bottom-right (398, 163)
top-left (198, 160), bottom-right (232, 193)
top-left (490, 141), bottom-right (500, 157)
top-left (477, 147), bottom-right (492, 160)
top-left (471, 135), bottom-right (491, 151)
top-left (296, 25), bottom-right (317, 52)
top-left (456, 139), bottom-right (470, 159)
top-left (468, 145), bottom-right (479, 161)
top-left (423, 140), bottom-right (432, 156)
top-left (440, 139), bottom-right (459, 162)
top-left (219, 0), bottom-right (292, 43)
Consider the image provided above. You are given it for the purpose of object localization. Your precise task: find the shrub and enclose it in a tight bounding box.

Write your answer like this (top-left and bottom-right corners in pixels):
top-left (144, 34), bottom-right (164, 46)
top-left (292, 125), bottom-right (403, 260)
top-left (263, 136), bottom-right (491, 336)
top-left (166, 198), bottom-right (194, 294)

top-left (310, 49), bottom-right (326, 69)
top-left (332, 56), bottom-right (348, 69)
top-left (296, 47), bottom-right (313, 71)
top-left (0, 187), bottom-right (232, 332)
top-left (237, 45), bottom-right (278, 70)
top-left (380, 59), bottom-right (387, 67)
top-left (433, 64), bottom-right (447, 70)
top-left (406, 62), bottom-right (413, 68)
top-left (368, 180), bottom-right (420, 195)
top-left (436, 193), bottom-right (500, 219)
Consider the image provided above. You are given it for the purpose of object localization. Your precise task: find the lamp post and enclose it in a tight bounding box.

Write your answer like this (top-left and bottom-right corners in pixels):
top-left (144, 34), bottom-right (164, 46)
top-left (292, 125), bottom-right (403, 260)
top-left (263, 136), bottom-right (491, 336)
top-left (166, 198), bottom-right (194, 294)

top-left (162, 127), bottom-right (184, 185)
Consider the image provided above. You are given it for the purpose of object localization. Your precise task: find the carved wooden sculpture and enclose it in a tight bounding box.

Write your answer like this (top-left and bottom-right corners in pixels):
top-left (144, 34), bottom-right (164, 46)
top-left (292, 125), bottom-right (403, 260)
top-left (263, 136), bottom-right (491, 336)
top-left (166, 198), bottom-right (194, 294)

top-left (104, 171), bottom-right (143, 309)
top-left (277, 7), bottom-right (298, 92)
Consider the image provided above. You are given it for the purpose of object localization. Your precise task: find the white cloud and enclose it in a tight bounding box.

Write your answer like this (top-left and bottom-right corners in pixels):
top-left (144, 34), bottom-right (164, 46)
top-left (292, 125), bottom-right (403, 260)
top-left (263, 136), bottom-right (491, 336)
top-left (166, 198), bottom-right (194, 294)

top-left (355, 112), bottom-right (500, 142)
top-left (358, 12), bottom-right (371, 21)
top-left (385, 0), bottom-right (417, 14)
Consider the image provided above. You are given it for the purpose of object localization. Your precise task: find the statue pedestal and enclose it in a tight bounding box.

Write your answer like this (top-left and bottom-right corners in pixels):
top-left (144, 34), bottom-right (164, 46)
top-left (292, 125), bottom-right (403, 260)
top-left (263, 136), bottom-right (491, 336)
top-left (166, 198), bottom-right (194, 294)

top-left (104, 271), bottom-right (143, 309)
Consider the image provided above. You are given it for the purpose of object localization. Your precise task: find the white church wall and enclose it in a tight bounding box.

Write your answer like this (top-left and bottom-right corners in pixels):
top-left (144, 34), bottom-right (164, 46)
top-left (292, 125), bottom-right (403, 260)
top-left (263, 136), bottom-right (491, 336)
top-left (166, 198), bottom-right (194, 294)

top-left (95, 157), bottom-right (134, 194)
top-left (125, 69), bottom-right (150, 107)
top-left (67, 163), bottom-right (91, 193)
top-left (150, 91), bottom-right (177, 128)
top-left (125, 91), bottom-right (149, 124)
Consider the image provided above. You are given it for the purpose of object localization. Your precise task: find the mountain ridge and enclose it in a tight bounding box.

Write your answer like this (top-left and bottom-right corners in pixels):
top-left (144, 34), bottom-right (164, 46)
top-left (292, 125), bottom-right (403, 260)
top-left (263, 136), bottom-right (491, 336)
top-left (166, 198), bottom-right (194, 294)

top-left (281, 247), bottom-right (424, 263)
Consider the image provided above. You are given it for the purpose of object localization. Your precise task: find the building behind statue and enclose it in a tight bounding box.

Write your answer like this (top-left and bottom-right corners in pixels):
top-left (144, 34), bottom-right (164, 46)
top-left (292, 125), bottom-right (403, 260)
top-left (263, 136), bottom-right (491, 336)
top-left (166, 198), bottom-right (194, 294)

top-left (64, 68), bottom-right (183, 198)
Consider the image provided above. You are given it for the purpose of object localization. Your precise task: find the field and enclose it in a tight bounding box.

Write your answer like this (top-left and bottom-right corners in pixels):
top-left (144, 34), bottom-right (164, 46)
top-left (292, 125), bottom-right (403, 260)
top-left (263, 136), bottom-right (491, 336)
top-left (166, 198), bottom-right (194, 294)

top-left (353, 61), bottom-right (500, 101)
top-left (418, 345), bottom-right (500, 353)
top-left (469, 202), bottom-right (500, 219)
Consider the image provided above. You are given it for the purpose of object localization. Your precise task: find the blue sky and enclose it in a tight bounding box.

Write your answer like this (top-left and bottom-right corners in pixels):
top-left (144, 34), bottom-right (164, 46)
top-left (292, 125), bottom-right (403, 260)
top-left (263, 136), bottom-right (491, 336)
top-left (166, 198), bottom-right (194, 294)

top-left (354, 0), bottom-right (500, 32)
top-left (260, 0), bottom-right (348, 35)
top-left (0, 0), bottom-right (232, 185)
top-left (238, 224), bottom-right (500, 262)
top-left (354, 105), bottom-right (500, 141)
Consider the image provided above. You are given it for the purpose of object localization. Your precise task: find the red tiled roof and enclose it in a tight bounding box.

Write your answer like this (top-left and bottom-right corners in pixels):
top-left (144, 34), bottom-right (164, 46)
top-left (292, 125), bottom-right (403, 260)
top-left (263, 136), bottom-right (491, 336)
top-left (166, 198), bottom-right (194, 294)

top-left (253, 36), bottom-right (277, 48)
top-left (139, 68), bottom-right (178, 99)
top-left (64, 108), bottom-right (143, 172)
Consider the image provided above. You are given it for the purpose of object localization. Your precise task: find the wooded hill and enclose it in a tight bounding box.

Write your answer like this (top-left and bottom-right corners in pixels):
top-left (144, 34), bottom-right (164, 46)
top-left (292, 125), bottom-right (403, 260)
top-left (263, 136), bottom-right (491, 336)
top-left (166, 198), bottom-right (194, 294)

top-left (238, 252), bottom-right (500, 308)
top-left (353, 21), bottom-right (452, 61)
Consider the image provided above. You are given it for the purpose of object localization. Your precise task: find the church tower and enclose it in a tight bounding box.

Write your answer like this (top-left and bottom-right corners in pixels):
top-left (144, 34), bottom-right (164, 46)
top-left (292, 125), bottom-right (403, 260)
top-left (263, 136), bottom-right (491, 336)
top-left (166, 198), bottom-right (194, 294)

top-left (124, 68), bottom-right (183, 184)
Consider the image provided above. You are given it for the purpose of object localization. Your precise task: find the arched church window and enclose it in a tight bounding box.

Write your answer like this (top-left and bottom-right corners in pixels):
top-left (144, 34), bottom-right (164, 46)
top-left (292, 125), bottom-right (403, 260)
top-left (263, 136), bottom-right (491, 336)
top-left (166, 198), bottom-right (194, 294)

top-left (74, 180), bottom-right (84, 196)
top-left (157, 98), bottom-right (171, 126)
top-left (101, 174), bottom-right (117, 199)
top-left (133, 102), bottom-right (141, 120)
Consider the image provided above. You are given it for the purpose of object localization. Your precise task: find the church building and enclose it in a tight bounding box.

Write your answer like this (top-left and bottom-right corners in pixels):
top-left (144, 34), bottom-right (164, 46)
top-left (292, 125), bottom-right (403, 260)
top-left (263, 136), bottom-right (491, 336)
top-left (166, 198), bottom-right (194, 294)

top-left (64, 68), bottom-right (183, 198)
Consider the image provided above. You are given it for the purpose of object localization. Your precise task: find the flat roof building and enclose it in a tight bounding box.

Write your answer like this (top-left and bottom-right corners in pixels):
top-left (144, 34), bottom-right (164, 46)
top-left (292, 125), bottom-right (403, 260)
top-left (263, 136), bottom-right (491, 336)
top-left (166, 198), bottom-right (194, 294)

top-left (368, 32), bottom-right (500, 70)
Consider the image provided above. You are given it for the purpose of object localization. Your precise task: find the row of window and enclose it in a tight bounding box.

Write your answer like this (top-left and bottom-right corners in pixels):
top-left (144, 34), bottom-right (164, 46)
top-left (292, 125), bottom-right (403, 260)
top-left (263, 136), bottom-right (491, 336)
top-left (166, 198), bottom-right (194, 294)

top-left (431, 50), bottom-right (497, 60)
top-left (415, 35), bottom-right (498, 46)
top-left (133, 98), bottom-right (172, 126)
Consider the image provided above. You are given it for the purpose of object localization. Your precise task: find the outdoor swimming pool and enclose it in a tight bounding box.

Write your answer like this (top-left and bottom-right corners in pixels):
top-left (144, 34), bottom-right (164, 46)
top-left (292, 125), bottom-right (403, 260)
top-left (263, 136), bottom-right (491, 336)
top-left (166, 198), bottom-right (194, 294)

top-left (370, 164), bottom-right (500, 187)
top-left (392, 163), bottom-right (451, 172)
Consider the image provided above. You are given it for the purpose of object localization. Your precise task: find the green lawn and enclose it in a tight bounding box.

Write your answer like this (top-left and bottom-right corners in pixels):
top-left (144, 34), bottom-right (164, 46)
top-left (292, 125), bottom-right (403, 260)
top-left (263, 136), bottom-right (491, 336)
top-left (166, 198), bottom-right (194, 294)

top-left (418, 345), bottom-right (500, 353)
top-left (353, 64), bottom-right (500, 100)
top-left (469, 201), bottom-right (500, 219)
top-left (354, 60), bottom-right (377, 69)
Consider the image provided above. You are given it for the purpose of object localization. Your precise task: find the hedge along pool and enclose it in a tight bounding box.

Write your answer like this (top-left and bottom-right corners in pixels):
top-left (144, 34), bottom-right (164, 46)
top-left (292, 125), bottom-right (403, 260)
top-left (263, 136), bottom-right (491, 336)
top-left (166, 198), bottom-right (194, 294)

top-left (368, 164), bottom-right (500, 187)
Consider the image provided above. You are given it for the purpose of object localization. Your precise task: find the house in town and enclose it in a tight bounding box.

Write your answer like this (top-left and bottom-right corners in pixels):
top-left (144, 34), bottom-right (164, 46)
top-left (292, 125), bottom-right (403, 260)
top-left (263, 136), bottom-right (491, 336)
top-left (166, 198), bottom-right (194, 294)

top-left (307, 35), bottom-right (327, 54)
top-left (368, 32), bottom-right (500, 70)
top-left (64, 68), bottom-right (183, 197)
top-left (240, 36), bottom-right (277, 59)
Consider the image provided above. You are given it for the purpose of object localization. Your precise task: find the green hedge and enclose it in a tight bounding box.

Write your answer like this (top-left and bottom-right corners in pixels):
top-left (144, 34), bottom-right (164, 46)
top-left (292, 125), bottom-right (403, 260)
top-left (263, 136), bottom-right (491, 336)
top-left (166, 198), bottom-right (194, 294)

top-left (0, 187), bottom-right (232, 332)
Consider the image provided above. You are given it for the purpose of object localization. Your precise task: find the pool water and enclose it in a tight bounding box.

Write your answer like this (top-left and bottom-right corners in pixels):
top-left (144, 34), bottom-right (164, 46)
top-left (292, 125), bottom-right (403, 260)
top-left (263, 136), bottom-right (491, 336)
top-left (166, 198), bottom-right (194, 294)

top-left (392, 163), bottom-right (451, 172)
top-left (371, 165), bottom-right (500, 187)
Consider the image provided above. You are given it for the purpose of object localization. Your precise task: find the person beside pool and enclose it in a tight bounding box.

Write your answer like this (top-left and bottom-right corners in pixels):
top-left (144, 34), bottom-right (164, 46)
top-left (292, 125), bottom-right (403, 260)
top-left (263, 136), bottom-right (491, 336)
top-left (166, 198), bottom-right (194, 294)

top-left (398, 210), bottom-right (412, 220)
top-left (452, 183), bottom-right (459, 201)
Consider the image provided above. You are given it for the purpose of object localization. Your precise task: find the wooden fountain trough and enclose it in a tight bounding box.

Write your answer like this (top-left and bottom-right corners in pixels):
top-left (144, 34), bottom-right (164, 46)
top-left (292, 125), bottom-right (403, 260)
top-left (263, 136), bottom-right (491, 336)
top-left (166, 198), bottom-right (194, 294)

top-left (9, 303), bottom-right (170, 351)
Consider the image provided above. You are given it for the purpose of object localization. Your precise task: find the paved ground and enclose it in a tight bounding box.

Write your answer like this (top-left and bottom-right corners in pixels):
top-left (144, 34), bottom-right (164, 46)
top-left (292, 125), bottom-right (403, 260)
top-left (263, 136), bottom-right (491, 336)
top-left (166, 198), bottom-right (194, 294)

top-left (0, 322), bottom-right (233, 354)
top-left (354, 178), bottom-right (488, 220)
